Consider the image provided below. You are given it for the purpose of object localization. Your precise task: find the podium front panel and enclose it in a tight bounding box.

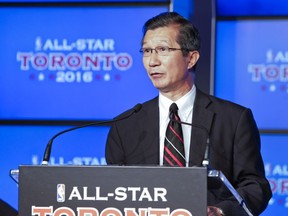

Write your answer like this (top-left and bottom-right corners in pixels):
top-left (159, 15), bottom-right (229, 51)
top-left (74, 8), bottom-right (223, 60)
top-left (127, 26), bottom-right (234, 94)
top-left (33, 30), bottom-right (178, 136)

top-left (19, 165), bottom-right (207, 216)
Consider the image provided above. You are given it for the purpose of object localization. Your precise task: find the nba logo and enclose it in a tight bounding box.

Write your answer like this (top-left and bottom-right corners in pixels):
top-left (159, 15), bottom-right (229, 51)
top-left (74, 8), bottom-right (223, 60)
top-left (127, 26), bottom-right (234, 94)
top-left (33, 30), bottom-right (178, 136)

top-left (57, 184), bottom-right (65, 202)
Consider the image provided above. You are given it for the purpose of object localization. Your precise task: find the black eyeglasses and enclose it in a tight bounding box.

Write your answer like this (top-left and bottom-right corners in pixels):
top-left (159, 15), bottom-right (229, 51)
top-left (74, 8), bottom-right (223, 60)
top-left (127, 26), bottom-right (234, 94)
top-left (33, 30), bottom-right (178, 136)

top-left (139, 46), bottom-right (188, 57)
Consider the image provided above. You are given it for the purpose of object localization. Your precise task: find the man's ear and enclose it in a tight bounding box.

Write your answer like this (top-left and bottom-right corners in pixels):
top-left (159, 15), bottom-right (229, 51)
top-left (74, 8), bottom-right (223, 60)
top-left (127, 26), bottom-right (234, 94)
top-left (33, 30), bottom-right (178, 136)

top-left (187, 51), bottom-right (200, 70)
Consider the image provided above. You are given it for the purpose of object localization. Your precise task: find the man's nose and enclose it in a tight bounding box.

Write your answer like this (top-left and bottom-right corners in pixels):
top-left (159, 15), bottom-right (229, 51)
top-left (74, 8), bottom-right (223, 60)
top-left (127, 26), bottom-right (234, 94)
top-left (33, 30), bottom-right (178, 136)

top-left (148, 51), bottom-right (161, 66)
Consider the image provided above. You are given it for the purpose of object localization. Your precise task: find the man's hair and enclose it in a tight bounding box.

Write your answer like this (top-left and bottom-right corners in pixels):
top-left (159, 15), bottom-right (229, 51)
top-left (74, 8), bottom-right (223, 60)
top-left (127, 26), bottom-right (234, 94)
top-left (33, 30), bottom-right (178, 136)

top-left (142, 12), bottom-right (201, 57)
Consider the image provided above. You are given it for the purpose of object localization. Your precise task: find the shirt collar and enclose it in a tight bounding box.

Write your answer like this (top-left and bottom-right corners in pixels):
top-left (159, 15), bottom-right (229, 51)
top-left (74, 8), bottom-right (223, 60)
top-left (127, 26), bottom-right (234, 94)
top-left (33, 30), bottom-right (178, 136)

top-left (159, 85), bottom-right (196, 120)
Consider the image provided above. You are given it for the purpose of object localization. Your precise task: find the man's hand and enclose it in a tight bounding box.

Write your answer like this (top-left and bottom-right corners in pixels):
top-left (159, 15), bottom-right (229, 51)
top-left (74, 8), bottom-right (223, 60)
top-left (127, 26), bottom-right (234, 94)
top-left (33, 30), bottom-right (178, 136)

top-left (207, 206), bottom-right (225, 216)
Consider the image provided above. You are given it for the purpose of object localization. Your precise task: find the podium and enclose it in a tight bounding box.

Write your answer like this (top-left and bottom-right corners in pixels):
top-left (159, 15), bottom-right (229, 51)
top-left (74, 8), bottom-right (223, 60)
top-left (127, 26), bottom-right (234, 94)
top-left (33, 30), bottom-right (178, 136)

top-left (16, 165), bottom-right (208, 216)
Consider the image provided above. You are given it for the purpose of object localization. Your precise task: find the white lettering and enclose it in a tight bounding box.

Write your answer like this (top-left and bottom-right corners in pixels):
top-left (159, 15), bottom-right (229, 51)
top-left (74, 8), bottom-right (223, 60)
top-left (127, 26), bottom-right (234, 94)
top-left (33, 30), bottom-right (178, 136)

top-left (17, 52), bottom-right (132, 71)
top-left (115, 187), bottom-right (127, 201)
top-left (68, 187), bottom-right (82, 200)
top-left (138, 188), bottom-right (153, 201)
top-left (154, 188), bottom-right (167, 202)
top-left (83, 187), bottom-right (95, 200)
top-left (128, 187), bottom-right (141, 201)
top-left (96, 187), bottom-right (108, 201)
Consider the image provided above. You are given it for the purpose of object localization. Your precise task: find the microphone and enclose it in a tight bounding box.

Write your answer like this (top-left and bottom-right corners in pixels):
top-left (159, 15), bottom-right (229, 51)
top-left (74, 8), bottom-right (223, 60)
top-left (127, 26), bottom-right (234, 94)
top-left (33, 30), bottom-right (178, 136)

top-left (41, 103), bottom-right (142, 165)
top-left (169, 118), bottom-right (210, 167)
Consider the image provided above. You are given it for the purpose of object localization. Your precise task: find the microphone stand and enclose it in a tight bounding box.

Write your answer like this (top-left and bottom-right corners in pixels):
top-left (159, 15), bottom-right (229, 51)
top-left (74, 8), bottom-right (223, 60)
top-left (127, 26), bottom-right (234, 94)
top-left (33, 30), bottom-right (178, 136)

top-left (170, 119), bottom-right (210, 167)
top-left (41, 103), bottom-right (142, 165)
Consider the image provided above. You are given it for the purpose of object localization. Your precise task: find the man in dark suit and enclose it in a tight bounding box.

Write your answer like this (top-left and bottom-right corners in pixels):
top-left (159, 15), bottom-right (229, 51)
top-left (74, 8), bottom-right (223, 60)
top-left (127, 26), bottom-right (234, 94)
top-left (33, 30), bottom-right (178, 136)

top-left (106, 12), bottom-right (271, 216)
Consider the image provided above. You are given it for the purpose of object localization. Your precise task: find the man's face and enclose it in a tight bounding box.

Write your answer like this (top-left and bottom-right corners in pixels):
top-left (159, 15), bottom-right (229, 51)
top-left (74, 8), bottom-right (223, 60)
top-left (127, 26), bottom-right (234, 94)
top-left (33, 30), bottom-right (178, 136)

top-left (142, 25), bottom-right (198, 96)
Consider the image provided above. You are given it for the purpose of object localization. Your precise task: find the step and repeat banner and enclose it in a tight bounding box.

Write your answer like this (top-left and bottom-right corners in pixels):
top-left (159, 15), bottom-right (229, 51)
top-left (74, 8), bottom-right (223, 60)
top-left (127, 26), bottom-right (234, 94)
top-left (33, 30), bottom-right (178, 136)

top-left (0, 2), bottom-right (167, 121)
top-left (215, 19), bottom-right (288, 130)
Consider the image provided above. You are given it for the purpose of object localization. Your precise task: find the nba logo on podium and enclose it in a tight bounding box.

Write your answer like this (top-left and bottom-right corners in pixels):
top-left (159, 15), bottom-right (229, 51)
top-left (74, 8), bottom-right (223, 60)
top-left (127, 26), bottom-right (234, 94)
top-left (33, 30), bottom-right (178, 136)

top-left (57, 184), bottom-right (65, 202)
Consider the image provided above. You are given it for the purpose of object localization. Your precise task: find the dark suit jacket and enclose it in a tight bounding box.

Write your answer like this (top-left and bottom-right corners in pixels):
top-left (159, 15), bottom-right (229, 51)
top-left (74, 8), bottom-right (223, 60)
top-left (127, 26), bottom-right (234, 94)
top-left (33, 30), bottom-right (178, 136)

top-left (106, 89), bottom-right (272, 215)
top-left (0, 199), bottom-right (18, 216)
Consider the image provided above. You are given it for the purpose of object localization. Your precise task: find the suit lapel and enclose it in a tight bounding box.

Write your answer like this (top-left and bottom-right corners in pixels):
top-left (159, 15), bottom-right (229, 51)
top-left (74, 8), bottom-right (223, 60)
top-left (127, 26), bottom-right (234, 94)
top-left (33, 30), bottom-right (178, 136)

top-left (140, 97), bottom-right (160, 165)
top-left (189, 89), bottom-right (215, 166)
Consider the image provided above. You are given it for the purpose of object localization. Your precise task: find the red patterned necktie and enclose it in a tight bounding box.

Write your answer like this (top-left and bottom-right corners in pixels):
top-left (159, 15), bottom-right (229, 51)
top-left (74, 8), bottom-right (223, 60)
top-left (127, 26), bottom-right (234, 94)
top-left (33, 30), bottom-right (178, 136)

top-left (163, 103), bottom-right (185, 167)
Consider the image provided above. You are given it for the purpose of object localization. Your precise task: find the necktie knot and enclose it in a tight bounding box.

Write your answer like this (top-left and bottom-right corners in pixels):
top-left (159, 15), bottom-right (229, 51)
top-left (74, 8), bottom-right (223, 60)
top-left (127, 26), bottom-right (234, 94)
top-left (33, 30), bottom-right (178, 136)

top-left (169, 103), bottom-right (178, 113)
top-left (169, 103), bottom-right (178, 120)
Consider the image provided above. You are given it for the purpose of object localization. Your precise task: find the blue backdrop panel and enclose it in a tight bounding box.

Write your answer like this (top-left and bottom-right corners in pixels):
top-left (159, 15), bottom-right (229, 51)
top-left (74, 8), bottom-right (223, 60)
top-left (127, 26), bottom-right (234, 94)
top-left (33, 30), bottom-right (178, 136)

top-left (261, 134), bottom-right (288, 215)
top-left (216, 0), bottom-right (288, 16)
top-left (0, 125), bottom-right (110, 209)
top-left (0, 4), bottom-right (168, 121)
top-left (214, 19), bottom-right (288, 130)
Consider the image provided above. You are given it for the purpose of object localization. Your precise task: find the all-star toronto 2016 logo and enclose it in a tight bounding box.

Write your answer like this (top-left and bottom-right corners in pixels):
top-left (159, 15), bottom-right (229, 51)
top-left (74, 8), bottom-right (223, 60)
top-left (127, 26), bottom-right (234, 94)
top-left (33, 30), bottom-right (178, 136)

top-left (32, 184), bottom-right (194, 216)
top-left (248, 50), bottom-right (288, 93)
top-left (16, 37), bottom-right (133, 83)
